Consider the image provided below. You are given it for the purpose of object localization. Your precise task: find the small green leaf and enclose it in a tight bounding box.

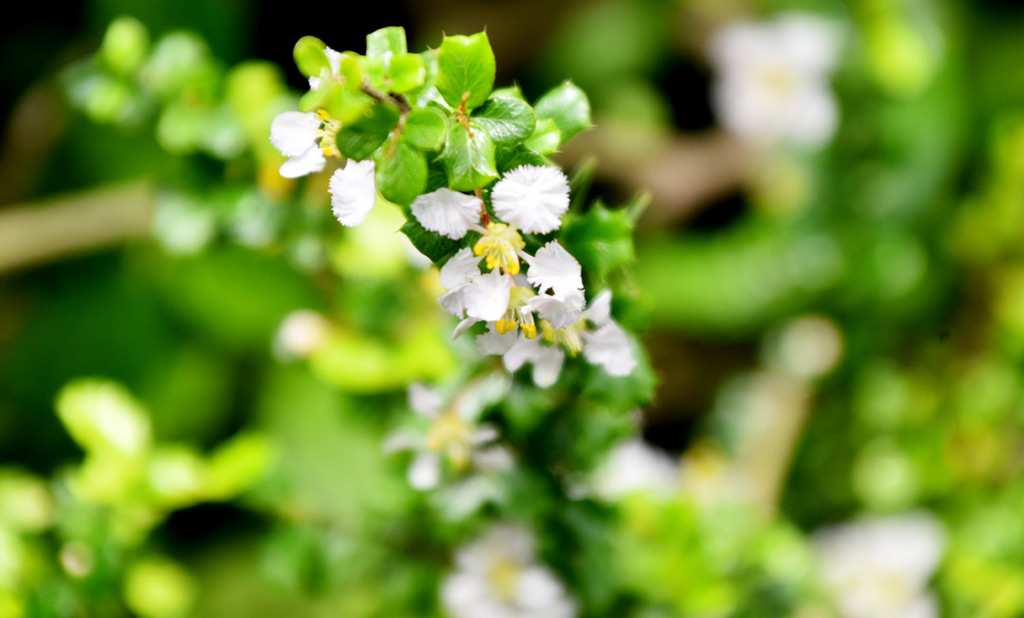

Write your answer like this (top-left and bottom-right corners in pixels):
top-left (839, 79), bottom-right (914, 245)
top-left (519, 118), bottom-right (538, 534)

top-left (376, 142), bottom-right (427, 206)
top-left (408, 50), bottom-right (439, 104)
top-left (496, 145), bottom-right (548, 174)
top-left (298, 84), bottom-right (332, 112)
top-left (404, 107), bottom-right (448, 151)
top-left (325, 89), bottom-right (374, 125)
top-left (472, 96), bottom-right (536, 147)
top-left (560, 201), bottom-right (635, 279)
top-left (366, 27), bottom-right (408, 60)
top-left (293, 36), bottom-right (329, 78)
top-left (442, 123), bottom-right (498, 191)
top-left (525, 118), bottom-right (561, 155)
top-left (436, 33), bottom-right (495, 111)
top-left (335, 105), bottom-right (399, 160)
top-left (389, 54), bottom-right (426, 93)
top-left (534, 81), bottom-right (592, 142)
top-left (491, 85), bottom-right (526, 101)
top-left (401, 218), bottom-right (461, 264)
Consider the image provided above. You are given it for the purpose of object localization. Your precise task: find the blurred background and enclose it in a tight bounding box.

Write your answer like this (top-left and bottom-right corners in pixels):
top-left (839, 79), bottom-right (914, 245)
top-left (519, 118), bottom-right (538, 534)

top-left (4, 0), bottom-right (1024, 616)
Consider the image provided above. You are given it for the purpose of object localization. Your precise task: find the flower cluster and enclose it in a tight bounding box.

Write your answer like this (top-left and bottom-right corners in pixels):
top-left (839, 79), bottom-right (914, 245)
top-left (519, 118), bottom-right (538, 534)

top-left (268, 30), bottom-right (636, 388)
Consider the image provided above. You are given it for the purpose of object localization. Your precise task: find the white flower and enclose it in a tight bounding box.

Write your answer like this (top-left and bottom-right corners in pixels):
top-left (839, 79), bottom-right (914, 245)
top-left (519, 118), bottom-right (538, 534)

top-left (709, 13), bottom-right (840, 148)
top-left (442, 524), bottom-right (577, 618)
top-left (813, 511), bottom-right (945, 618)
top-left (523, 241), bottom-right (583, 298)
top-left (308, 46), bottom-right (342, 91)
top-left (463, 270), bottom-right (512, 323)
top-left (273, 310), bottom-right (331, 359)
top-left (269, 111), bottom-right (326, 178)
top-left (329, 159), bottom-right (377, 226)
top-left (592, 439), bottom-right (680, 500)
top-left (490, 165), bottom-right (570, 234)
top-left (385, 381), bottom-right (506, 491)
top-left (411, 188), bottom-right (483, 240)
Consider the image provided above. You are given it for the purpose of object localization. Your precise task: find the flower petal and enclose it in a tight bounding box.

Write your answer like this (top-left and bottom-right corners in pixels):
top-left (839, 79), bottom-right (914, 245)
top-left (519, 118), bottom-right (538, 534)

top-left (408, 451), bottom-right (441, 490)
top-left (490, 165), bottom-right (570, 234)
top-left (463, 270), bottom-right (512, 322)
top-left (329, 160), bottom-right (377, 226)
top-left (581, 289), bottom-right (613, 326)
top-left (279, 145), bottom-right (326, 179)
top-left (528, 290), bottom-right (585, 330)
top-left (408, 383), bottom-right (442, 418)
top-left (411, 189), bottom-right (482, 240)
top-left (476, 325), bottom-right (517, 356)
top-left (269, 111), bottom-right (320, 157)
top-left (531, 345), bottom-right (565, 388)
top-left (439, 247), bottom-right (481, 291)
top-left (438, 289), bottom-right (466, 318)
top-left (583, 322), bottom-right (636, 376)
top-left (524, 241), bottom-right (583, 297)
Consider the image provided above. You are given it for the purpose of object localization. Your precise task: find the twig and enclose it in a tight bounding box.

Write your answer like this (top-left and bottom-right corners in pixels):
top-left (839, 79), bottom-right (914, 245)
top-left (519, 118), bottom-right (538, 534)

top-left (0, 182), bottom-right (152, 274)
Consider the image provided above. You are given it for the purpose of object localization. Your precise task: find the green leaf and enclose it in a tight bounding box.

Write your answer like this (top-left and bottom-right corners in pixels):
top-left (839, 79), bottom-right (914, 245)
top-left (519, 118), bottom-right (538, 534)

top-left (325, 89), bottom-right (374, 125)
top-left (496, 145), bottom-right (548, 174)
top-left (334, 105), bottom-right (400, 160)
top-left (404, 107), bottom-right (448, 151)
top-left (472, 96), bottom-right (536, 147)
top-left (436, 33), bottom-right (495, 111)
top-left (525, 118), bottom-right (561, 155)
top-left (366, 27), bottom-right (408, 60)
top-left (441, 123), bottom-right (498, 191)
top-left (400, 218), bottom-right (461, 264)
top-left (376, 142), bottom-right (427, 206)
top-left (560, 201), bottom-right (635, 279)
top-left (293, 36), bottom-right (329, 78)
top-left (298, 84), bottom-right (332, 112)
top-left (408, 50), bottom-right (439, 105)
top-left (389, 54), bottom-right (426, 93)
top-left (534, 81), bottom-right (591, 142)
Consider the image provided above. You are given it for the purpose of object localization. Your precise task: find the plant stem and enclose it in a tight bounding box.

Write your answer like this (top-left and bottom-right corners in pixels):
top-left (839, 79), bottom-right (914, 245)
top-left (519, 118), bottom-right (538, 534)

top-left (0, 182), bottom-right (152, 274)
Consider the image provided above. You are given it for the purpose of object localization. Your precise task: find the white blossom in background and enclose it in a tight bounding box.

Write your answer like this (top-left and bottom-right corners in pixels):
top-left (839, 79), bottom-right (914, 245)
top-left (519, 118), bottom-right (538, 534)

top-left (442, 524), bottom-right (577, 618)
top-left (592, 439), bottom-right (680, 500)
top-left (273, 310), bottom-right (331, 359)
top-left (269, 111), bottom-right (326, 178)
top-left (490, 165), bottom-right (570, 234)
top-left (385, 377), bottom-right (510, 491)
top-left (709, 13), bottom-right (841, 148)
top-left (329, 159), bottom-right (377, 226)
top-left (812, 511), bottom-right (945, 618)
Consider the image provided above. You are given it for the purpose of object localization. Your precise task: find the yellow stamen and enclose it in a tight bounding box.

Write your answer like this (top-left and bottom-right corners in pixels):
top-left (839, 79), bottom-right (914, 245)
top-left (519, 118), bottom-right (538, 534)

top-left (496, 286), bottom-right (537, 338)
top-left (541, 318), bottom-right (586, 356)
top-left (425, 411), bottom-right (474, 471)
top-left (473, 223), bottom-right (524, 274)
top-left (315, 109), bottom-right (343, 158)
top-left (488, 559), bottom-right (522, 601)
